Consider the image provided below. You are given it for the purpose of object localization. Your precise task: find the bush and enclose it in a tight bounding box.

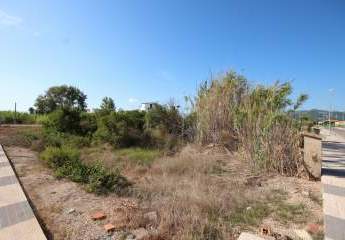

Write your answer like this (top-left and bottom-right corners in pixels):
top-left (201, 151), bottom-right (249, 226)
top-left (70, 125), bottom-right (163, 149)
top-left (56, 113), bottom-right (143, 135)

top-left (44, 109), bottom-right (82, 134)
top-left (144, 104), bottom-right (184, 151)
top-left (40, 146), bottom-right (80, 169)
top-left (64, 134), bottom-right (91, 148)
top-left (43, 129), bottom-right (91, 149)
top-left (43, 130), bottom-right (64, 147)
top-left (43, 109), bottom-right (97, 137)
top-left (94, 111), bottom-right (147, 148)
top-left (40, 146), bottom-right (130, 194)
top-left (79, 112), bottom-right (97, 136)
top-left (145, 103), bottom-right (182, 136)
top-left (87, 162), bottom-right (131, 194)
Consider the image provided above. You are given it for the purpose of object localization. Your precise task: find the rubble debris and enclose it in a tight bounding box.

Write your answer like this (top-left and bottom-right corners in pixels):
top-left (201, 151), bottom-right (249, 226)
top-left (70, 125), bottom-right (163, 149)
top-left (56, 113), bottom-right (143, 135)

top-left (104, 223), bottom-right (115, 232)
top-left (91, 211), bottom-right (106, 220)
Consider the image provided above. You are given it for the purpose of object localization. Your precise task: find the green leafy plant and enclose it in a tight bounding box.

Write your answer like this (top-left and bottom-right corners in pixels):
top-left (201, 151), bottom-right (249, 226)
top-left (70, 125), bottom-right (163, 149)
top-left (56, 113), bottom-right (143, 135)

top-left (40, 146), bottom-right (130, 194)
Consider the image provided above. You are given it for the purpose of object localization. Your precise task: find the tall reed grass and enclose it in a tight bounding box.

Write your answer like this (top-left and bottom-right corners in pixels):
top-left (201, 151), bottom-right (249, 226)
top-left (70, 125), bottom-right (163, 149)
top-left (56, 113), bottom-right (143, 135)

top-left (195, 71), bottom-right (305, 176)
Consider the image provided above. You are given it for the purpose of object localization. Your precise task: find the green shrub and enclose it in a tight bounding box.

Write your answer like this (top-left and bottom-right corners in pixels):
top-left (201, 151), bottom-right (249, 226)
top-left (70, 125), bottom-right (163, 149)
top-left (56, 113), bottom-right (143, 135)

top-left (63, 134), bottom-right (92, 148)
top-left (40, 146), bottom-right (130, 194)
top-left (79, 112), bottom-right (97, 136)
top-left (40, 146), bottom-right (80, 168)
top-left (43, 130), bottom-right (64, 147)
top-left (87, 162), bottom-right (131, 194)
top-left (94, 111), bottom-right (147, 148)
top-left (54, 158), bottom-right (89, 182)
top-left (43, 109), bottom-right (97, 138)
top-left (44, 109), bottom-right (82, 134)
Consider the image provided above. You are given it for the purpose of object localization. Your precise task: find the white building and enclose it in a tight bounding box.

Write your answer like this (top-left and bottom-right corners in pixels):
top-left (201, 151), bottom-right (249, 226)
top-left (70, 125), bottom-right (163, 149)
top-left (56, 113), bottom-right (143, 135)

top-left (140, 102), bottom-right (158, 111)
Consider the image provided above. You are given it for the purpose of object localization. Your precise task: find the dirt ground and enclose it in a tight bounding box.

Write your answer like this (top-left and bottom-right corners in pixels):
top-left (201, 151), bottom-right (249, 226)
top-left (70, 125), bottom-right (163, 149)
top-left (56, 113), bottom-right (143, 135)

top-left (4, 146), bottom-right (146, 240)
top-left (0, 126), bottom-right (323, 240)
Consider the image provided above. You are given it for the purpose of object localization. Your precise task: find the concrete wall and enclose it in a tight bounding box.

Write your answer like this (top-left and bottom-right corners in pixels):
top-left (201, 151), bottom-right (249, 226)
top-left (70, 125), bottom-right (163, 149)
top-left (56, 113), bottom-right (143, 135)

top-left (303, 133), bottom-right (322, 179)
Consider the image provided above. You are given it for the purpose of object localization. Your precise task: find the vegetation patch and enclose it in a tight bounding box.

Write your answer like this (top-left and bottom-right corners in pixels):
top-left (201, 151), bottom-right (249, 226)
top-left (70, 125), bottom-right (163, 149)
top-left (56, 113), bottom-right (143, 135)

top-left (0, 111), bottom-right (36, 124)
top-left (228, 203), bottom-right (271, 227)
top-left (40, 146), bottom-right (131, 194)
top-left (115, 147), bottom-right (161, 166)
top-left (274, 202), bottom-right (308, 224)
top-left (195, 71), bottom-right (307, 176)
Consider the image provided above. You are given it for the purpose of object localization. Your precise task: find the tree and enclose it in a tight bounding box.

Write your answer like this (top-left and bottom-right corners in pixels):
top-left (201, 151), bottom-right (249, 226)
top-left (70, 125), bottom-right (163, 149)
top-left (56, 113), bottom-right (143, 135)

top-left (28, 107), bottom-right (35, 114)
top-left (34, 85), bottom-right (87, 114)
top-left (100, 97), bottom-right (115, 112)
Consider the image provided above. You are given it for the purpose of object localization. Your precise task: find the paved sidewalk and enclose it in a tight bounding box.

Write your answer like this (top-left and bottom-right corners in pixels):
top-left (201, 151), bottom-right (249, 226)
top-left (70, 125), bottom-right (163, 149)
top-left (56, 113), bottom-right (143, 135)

top-left (322, 129), bottom-right (345, 240)
top-left (0, 145), bottom-right (46, 240)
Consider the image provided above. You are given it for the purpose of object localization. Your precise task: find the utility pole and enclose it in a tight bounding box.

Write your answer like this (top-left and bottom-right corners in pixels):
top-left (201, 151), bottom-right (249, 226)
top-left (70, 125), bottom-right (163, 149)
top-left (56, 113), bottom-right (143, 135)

top-left (14, 102), bottom-right (17, 124)
top-left (329, 109), bottom-right (331, 133)
top-left (328, 89), bottom-right (335, 135)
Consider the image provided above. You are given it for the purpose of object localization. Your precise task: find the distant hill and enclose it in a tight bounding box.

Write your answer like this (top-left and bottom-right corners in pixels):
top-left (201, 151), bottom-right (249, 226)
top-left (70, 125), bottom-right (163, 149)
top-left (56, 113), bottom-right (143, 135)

top-left (296, 109), bottom-right (345, 122)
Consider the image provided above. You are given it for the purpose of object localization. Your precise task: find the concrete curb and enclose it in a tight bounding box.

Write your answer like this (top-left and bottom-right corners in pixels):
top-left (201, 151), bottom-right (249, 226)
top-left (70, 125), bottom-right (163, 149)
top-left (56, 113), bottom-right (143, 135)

top-left (0, 144), bottom-right (46, 240)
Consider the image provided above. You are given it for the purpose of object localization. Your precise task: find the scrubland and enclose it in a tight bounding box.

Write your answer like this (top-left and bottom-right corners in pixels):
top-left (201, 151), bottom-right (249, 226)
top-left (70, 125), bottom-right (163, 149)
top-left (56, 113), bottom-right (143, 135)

top-left (0, 71), bottom-right (323, 239)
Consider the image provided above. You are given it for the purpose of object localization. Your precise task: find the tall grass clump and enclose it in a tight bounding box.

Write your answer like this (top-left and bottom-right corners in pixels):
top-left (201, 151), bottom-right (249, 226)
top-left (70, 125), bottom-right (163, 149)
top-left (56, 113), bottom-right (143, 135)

top-left (195, 71), bottom-right (306, 176)
top-left (237, 83), bottom-right (303, 175)
top-left (196, 72), bottom-right (248, 146)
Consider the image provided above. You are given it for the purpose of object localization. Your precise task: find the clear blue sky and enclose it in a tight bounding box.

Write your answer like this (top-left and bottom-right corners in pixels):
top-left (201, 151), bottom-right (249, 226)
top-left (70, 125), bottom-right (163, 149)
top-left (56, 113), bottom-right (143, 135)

top-left (0, 0), bottom-right (344, 111)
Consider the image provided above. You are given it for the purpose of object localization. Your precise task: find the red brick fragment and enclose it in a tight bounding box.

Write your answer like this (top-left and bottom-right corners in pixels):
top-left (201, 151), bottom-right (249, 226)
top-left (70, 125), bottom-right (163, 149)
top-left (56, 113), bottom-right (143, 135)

top-left (104, 223), bottom-right (115, 232)
top-left (91, 212), bottom-right (106, 220)
top-left (306, 223), bottom-right (321, 234)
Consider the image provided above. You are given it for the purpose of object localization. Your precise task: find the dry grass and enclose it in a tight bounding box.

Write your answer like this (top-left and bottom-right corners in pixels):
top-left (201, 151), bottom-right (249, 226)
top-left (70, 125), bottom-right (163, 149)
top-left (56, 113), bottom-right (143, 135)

top-left (134, 147), bottom-right (242, 239)
top-left (131, 145), bottom-right (315, 239)
top-left (0, 126), bottom-right (42, 148)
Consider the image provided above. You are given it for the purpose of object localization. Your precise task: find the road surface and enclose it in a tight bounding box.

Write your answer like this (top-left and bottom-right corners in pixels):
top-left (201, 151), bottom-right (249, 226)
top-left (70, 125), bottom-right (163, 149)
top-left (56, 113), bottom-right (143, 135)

top-left (332, 127), bottom-right (345, 139)
top-left (322, 129), bottom-right (345, 240)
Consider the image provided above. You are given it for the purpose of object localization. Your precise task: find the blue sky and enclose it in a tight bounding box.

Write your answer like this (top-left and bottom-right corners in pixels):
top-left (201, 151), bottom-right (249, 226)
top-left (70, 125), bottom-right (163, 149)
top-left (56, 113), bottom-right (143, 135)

top-left (0, 0), bottom-right (344, 111)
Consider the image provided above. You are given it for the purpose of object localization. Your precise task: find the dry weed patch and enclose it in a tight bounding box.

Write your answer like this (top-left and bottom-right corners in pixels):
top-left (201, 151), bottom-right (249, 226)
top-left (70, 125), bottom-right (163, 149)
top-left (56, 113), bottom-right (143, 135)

top-left (130, 146), bottom-right (312, 239)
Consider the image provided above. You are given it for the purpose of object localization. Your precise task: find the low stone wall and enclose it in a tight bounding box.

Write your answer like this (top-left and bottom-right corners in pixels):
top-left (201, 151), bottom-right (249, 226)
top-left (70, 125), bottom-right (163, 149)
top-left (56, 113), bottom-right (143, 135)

top-left (303, 133), bottom-right (322, 179)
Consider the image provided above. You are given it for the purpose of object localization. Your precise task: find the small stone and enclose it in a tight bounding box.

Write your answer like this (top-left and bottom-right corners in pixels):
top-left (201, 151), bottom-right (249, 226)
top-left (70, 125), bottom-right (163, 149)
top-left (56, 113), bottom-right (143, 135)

top-left (67, 208), bottom-right (76, 214)
top-left (104, 223), bottom-right (115, 232)
top-left (246, 206), bottom-right (252, 211)
top-left (91, 211), bottom-right (106, 220)
top-left (132, 228), bottom-right (149, 240)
